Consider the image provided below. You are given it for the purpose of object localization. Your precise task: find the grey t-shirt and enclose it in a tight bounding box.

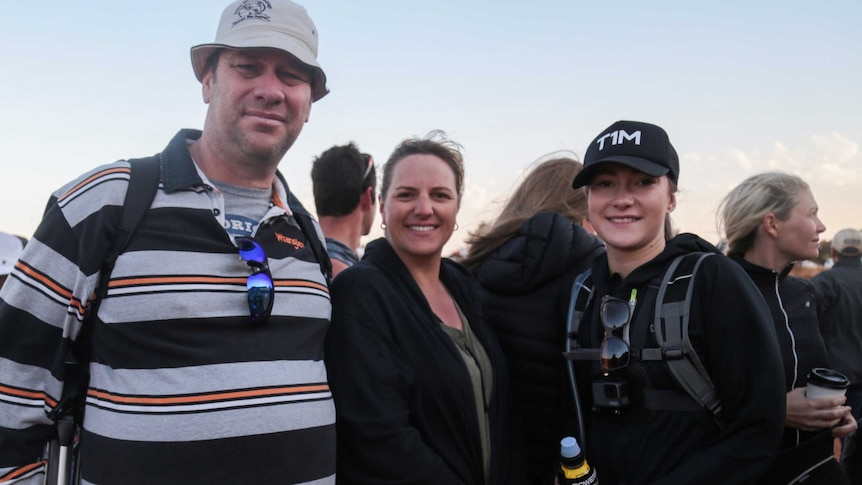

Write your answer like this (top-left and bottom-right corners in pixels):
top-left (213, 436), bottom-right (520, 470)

top-left (210, 180), bottom-right (272, 237)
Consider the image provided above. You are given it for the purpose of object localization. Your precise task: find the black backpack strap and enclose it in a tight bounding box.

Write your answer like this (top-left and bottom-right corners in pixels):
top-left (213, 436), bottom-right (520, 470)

top-left (94, 157), bottom-right (162, 301)
top-left (46, 155), bottom-right (161, 485)
top-left (294, 211), bottom-right (333, 287)
top-left (653, 252), bottom-right (721, 417)
top-left (563, 269), bottom-right (594, 450)
top-left (564, 270), bottom-right (600, 361)
top-left (50, 157), bottom-right (161, 422)
top-left (278, 172), bottom-right (332, 287)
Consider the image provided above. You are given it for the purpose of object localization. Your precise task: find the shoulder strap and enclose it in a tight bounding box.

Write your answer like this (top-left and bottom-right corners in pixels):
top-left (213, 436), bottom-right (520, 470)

top-left (565, 269), bottom-right (595, 347)
top-left (47, 157), bottom-right (161, 483)
top-left (653, 252), bottom-right (722, 416)
top-left (294, 211), bottom-right (333, 287)
top-left (564, 270), bottom-right (600, 361)
top-left (278, 173), bottom-right (333, 287)
top-left (74, 156), bottom-right (161, 351)
top-left (567, 270), bottom-right (594, 340)
top-left (563, 269), bottom-right (594, 451)
top-left (52, 157), bottom-right (161, 422)
top-left (93, 157), bottom-right (162, 300)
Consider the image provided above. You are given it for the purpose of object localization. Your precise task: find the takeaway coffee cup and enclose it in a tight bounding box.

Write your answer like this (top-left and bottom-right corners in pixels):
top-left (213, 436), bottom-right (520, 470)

top-left (806, 367), bottom-right (850, 400)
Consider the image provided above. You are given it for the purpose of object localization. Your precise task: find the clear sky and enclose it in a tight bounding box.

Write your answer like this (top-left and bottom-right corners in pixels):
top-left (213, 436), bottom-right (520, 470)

top-left (2, 1), bottom-right (859, 254)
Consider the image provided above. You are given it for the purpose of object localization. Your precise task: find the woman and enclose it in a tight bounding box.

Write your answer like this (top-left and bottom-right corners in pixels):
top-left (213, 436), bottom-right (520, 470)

top-left (719, 171), bottom-right (856, 484)
top-left (462, 156), bottom-right (605, 484)
top-left (324, 132), bottom-right (523, 484)
top-left (571, 120), bottom-right (786, 483)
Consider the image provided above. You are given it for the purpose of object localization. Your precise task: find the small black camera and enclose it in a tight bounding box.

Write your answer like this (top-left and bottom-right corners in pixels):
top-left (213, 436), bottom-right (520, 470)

top-left (592, 381), bottom-right (630, 408)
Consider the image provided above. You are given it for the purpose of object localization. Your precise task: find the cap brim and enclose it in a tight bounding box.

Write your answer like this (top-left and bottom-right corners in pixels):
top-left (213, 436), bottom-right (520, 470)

top-left (572, 156), bottom-right (670, 188)
top-left (190, 42), bottom-right (328, 102)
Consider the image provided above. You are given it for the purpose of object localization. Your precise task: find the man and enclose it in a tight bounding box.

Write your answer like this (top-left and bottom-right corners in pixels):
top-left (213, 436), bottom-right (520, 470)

top-left (311, 143), bottom-right (376, 277)
top-left (0, 1), bottom-right (335, 483)
top-left (813, 227), bottom-right (862, 482)
top-left (0, 232), bottom-right (26, 288)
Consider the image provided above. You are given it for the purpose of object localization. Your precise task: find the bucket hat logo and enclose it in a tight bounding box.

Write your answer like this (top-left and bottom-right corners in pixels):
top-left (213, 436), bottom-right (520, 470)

top-left (234, 0), bottom-right (272, 25)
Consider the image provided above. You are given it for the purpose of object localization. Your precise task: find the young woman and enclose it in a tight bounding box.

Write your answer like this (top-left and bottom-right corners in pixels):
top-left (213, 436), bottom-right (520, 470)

top-left (571, 120), bottom-right (786, 483)
top-left (462, 156), bottom-right (605, 484)
top-left (324, 132), bottom-right (524, 484)
top-left (719, 171), bottom-right (856, 484)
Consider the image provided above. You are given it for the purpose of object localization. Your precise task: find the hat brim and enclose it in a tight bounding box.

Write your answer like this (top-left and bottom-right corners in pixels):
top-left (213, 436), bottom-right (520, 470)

top-left (572, 156), bottom-right (671, 188)
top-left (190, 42), bottom-right (328, 102)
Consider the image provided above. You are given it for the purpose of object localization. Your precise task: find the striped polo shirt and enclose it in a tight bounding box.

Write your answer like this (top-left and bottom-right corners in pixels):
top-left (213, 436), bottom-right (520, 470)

top-left (0, 129), bottom-right (335, 484)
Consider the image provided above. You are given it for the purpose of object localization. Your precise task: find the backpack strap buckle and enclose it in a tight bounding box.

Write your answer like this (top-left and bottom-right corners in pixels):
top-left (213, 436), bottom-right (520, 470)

top-left (661, 347), bottom-right (685, 359)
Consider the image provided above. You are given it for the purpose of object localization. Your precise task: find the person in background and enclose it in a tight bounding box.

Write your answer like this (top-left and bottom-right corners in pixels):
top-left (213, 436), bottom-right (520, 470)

top-left (461, 156), bottom-right (605, 484)
top-left (311, 143), bottom-right (377, 277)
top-left (0, 232), bottom-right (27, 288)
top-left (0, 0), bottom-right (336, 483)
top-left (811, 227), bottom-right (862, 482)
top-left (571, 120), bottom-right (785, 483)
top-left (719, 172), bottom-right (856, 484)
top-left (324, 132), bottom-right (525, 484)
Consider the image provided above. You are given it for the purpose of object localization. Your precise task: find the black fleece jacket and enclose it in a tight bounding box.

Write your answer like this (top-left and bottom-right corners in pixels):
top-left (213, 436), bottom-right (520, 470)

top-left (325, 238), bottom-right (525, 485)
top-left (575, 234), bottom-right (786, 485)
top-left (473, 212), bottom-right (605, 485)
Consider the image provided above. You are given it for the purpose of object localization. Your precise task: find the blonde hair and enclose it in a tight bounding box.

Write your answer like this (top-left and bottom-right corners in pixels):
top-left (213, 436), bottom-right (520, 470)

top-left (462, 155), bottom-right (587, 271)
top-left (663, 179), bottom-right (678, 242)
top-left (717, 171), bottom-right (810, 259)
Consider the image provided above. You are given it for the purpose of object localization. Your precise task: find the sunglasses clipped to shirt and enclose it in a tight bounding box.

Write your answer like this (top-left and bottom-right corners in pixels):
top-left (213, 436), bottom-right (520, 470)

top-left (236, 237), bottom-right (274, 324)
top-left (599, 290), bottom-right (637, 374)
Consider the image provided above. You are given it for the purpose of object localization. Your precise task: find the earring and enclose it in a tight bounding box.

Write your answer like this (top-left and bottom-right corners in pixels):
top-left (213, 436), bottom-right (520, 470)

top-left (380, 222), bottom-right (387, 230)
top-left (454, 223), bottom-right (459, 231)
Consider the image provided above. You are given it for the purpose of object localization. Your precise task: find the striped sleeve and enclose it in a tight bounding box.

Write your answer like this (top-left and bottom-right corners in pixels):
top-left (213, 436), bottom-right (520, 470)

top-left (0, 162), bottom-right (131, 483)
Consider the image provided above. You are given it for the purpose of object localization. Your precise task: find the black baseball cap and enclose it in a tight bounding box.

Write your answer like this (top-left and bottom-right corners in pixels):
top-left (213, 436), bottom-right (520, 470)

top-left (572, 120), bottom-right (679, 188)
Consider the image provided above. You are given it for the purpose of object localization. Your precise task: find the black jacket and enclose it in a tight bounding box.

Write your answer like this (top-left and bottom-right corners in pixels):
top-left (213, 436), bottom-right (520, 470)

top-left (473, 212), bottom-right (605, 484)
top-left (733, 258), bottom-right (829, 392)
top-left (812, 257), bottom-right (862, 385)
top-left (734, 258), bottom-right (832, 474)
top-left (325, 238), bottom-right (524, 484)
top-left (575, 234), bottom-right (785, 484)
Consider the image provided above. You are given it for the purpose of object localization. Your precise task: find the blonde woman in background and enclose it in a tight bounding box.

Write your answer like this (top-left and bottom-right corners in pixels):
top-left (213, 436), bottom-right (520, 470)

top-left (719, 171), bottom-right (856, 484)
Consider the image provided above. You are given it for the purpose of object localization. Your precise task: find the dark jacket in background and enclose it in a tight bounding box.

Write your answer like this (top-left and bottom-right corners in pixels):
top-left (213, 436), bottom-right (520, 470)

top-left (325, 238), bottom-right (525, 485)
top-left (812, 257), bottom-right (862, 385)
top-left (813, 258), bottom-right (862, 485)
top-left (473, 212), bottom-right (605, 484)
top-left (575, 234), bottom-right (785, 484)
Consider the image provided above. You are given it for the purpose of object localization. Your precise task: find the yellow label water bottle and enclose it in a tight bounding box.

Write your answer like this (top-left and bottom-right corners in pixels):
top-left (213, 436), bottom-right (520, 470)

top-left (558, 436), bottom-right (598, 485)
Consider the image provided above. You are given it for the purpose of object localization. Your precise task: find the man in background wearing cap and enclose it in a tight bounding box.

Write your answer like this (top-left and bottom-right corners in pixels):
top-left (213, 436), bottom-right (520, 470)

top-left (311, 143), bottom-right (377, 278)
top-left (0, 231), bottom-right (26, 289)
top-left (0, 1), bottom-right (335, 483)
top-left (813, 228), bottom-right (862, 482)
